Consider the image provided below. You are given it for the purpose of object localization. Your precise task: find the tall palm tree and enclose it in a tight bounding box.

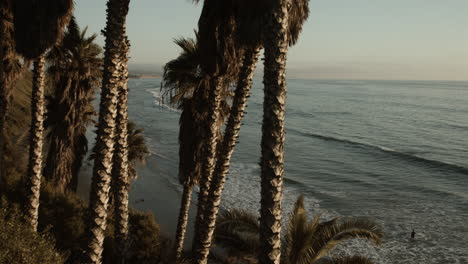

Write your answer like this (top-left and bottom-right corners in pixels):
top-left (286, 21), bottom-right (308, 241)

top-left (259, 1), bottom-right (290, 261)
top-left (163, 36), bottom-right (202, 260)
top-left (214, 196), bottom-right (383, 264)
top-left (162, 35), bottom-right (232, 260)
top-left (84, 0), bottom-right (130, 262)
top-left (192, 45), bottom-right (260, 262)
top-left (192, 1), bottom-right (309, 263)
top-left (12, 0), bottom-right (74, 231)
top-left (44, 17), bottom-right (102, 193)
top-left (256, 0), bottom-right (309, 263)
top-left (112, 35), bottom-right (131, 260)
top-left (190, 2), bottom-right (244, 262)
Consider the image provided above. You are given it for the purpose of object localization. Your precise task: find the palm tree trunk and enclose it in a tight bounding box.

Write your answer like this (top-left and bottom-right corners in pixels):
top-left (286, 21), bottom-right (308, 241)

top-left (174, 183), bottom-right (193, 260)
top-left (192, 47), bottom-right (261, 264)
top-left (26, 54), bottom-right (46, 231)
top-left (113, 36), bottom-right (130, 262)
top-left (85, 0), bottom-right (130, 263)
top-left (192, 77), bottom-right (223, 263)
top-left (259, 1), bottom-right (289, 263)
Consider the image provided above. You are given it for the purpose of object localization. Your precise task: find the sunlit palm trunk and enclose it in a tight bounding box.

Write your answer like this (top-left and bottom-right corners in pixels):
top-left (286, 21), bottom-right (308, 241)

top-left (193, 47), bottom-right (261, 264)
top-left (174, 183), bottom-right (193, 260)
top-left (260, 1), bottom-right (289, 263)
top-left (26, 54), bottom-right (46, 231)
top-left (193, 77), bottom-right (223, 264)
top-left (113, 36), bottom-right (130, 261)
top-left (85, 0), bottom-right (130, 263)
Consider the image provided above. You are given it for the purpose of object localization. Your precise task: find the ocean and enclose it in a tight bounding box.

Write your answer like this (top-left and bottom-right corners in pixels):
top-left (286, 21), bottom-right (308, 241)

top-left (125, 78), bottom-right (468, 263)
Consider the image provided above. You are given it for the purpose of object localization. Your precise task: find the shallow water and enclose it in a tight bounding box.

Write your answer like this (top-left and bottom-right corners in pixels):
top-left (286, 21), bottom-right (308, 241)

top-left (126, 78), bottom-right (468, 263)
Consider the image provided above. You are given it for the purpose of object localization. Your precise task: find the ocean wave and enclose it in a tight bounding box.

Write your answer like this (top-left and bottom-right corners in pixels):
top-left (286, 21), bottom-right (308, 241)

top-left (439, 122), bottom-right (468, 131)
top-left (146, 88), bottom-right (181, 112)
top-left (289, 129), bottom-right (468, 174)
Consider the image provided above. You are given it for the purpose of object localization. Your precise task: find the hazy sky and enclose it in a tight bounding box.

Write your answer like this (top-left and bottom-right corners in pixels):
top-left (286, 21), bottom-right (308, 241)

top-left (75, 1), bottom-right (468, 81)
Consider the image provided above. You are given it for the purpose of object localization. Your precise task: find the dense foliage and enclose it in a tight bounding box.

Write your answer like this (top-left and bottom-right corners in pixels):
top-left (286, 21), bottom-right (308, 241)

top-left (0, 67), bottom-right (165, 264)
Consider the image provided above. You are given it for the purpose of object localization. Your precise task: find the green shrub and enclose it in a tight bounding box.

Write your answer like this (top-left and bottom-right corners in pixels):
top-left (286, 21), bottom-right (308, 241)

top-left (103, 210), bottom-right (167, 264)
top-left (0, 201), bottom-right (66, 264)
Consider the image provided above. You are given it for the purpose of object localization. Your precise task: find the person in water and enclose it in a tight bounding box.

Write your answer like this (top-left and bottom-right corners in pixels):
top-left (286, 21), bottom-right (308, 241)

top-left (411, 229), bottom-right (416, 239)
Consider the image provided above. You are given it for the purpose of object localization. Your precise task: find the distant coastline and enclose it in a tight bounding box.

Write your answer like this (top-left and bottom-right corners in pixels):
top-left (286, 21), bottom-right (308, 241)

top-left (129, 73), bottom-right (160, 79)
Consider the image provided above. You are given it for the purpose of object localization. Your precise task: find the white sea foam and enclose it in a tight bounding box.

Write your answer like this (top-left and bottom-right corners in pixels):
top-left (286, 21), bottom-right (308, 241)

top-left (140, 79), bottom-right (468, 263)
top-left (214, 161), bottom-right (468, 263)
top-left (146, 88), bottom-right (181, 113)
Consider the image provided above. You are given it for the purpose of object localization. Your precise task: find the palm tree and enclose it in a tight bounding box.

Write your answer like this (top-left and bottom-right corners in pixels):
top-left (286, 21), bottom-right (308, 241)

top-left (190, 2), bottom-right (244, 262)
top-left (44, 17), bottom-right (102, 193)
top-left (191, 45), bottom-right (261, 262)
top-left (191, 1), bottom-right (309, 262)
top-left (259, 0), bottom-right (290, 261)
top-left (163, 36), bottom-right (202, 260)
top-left (89, 121), bottom-right (150, 205)
top-left (12, 0), bottom-right (74, 231)
top-left (112, 35), bottom-right (131, 260)
top-left (84, 0), bottom-right (131, 262)
top-left (256, 1), bottom-right (309, 263)
top-left (214, 196), bottom-right (383, 264)
top-left (91, 120), bottom-right (150, 188)
top-left (162, 35), bottom-right (232, 260)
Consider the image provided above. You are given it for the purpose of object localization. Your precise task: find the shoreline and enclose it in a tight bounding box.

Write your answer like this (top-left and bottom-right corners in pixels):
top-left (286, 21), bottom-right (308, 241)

top-left (129, 74), bottom-right (161, 79)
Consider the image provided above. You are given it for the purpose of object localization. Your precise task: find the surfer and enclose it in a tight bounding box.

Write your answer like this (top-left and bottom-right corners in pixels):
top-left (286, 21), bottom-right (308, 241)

top-left (411, 229), bottom-right (416, 239)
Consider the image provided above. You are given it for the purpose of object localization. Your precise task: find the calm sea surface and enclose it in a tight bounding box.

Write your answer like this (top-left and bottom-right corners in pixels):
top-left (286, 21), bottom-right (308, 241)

top-left (126, 78), bottom-right (468, 263)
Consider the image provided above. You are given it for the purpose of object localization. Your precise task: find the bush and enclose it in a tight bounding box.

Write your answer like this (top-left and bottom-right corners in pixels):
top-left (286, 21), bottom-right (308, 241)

top-left (103, 210), bottom-right (167, 264)
top-left (0, 200), bottom-right (66, 264)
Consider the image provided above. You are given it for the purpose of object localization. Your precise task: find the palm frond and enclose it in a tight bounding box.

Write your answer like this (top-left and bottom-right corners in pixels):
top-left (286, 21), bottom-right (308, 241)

top-left (284, 196), bottom-right (323, 264)
top-left (215, 230), bottom-right (259, 258)
top-left (162, 35), bottom-right (201, 107)
top-left (285, 195), bottom-right (308, 263)
top-left (310, 217), bottom-right (383, 262)
top-left (216, 208), bottom-right (260, 234)
top-left (214, 209), bottom-right (260, 257)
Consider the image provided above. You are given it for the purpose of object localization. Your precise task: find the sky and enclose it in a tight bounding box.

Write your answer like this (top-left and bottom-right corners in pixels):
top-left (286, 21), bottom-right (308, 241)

top-left (75, 0), bottom-right (468, 81)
